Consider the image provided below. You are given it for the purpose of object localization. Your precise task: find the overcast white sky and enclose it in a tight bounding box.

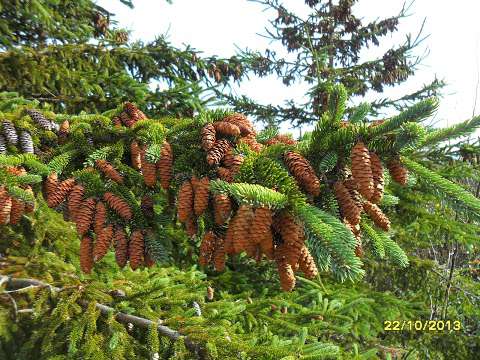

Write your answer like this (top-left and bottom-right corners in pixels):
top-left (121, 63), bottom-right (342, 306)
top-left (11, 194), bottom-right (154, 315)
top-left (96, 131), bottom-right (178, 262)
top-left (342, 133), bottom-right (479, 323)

top-left (98, 0), bottom-right (480, 134)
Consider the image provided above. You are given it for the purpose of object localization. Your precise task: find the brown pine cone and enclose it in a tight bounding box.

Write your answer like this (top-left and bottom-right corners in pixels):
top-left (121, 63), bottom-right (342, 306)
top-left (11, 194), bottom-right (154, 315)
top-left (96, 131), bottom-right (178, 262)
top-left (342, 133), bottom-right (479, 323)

top-left (251, 207), bottom-right (274, 259)
top-left (207, 139), bottom-right (231, 166)
top-left (275, 212), bottom-right (304, 267)
top-left (95, 159), bottom-right (124, 184)
top-left (0, 192), bottom-right (12, 225)
top-left (213, 237), bottom-right (226, 271)
top-left (194, 177), bottom-right (210, 216)
top-left (47, 178), bottom-right (75, 208)
top-left (199, 230), bottom-right (216, 266)
top-left (275, 244), bottom-right (296, 291)
top-left (59, 120), bottom-right (69, 134)
top-left (213, 121), bottom-right (241, 137)
top-left (387, 159), bottom-right (408, 186)
top-left (141, 156), bottom-right (157, 187)
top-left (177, 180), bottom-right (194, 222)
top-left (284, 151), bottom-right (320, 196)
top-left (222, 113), bottom-right (254, 136)
top-left (185, 215), bottom-right (198, 237)
top-left (44, 172), bottom-right (58, 200)
top-left (231, 205), bottom-right (255, 255)
top-left (298, 246), bottom-right (318, 279)
top-left (24, 186), bottom-right (35, 213)
top-left (222, 151), bottom-right (244, 171)
top-left (93, 201), bottom-right (107, 237)
top-left (141, 195), bottom-right (154, 218)
top-left (240, 134), bottom-right (263, 153)
top-left (68, 184), bottom-right (84, 221)
top-left (217, 167), bottom-right (234, 182)
top-left (351, 142), bottom-right (374, 200)
top-left (363, 201), bottom-right (391, 231)
top-left (201, 123), bottom-right (216, 151)
top-left (129, 230), bottom-right (144, 270)
top-left (76, 198), bottom-right (96, 235)
top-left (122, 102), bottom-right (146, 127)
top-left (265, 134), bottom-right (297, 146)
top-left (93, 224), bottom-right (113, 262)
top-left (114, 226), bottom-right (128, 268)
top-left (157, 141), bottom-right (173, 190)
top-left (9, 197), bottom-right (25, 225)
top-left (80, 236), bottom-right (94, 274)
top-left (130, 141), bottom-right (142, 170)
top-left (370, 152), bottom-right (384, 203)
top-left (213, 194), bottom-right (231, 225)
top-left (103, 192), bottom-right (133, 221)
top-left (334, 181), bottom-right (362, 226)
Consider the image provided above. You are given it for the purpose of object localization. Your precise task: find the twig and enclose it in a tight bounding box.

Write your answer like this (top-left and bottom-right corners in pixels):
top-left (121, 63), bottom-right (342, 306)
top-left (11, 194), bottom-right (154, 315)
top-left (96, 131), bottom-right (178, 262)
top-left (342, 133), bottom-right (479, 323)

top-left (0, 276), bottom-right (205, 359)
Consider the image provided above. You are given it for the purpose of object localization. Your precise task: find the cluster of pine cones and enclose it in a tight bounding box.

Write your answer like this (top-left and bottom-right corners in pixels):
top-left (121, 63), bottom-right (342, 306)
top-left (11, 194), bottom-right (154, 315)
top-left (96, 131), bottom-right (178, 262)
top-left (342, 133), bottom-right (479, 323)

top-left (0, 167), bottom-right (35, 225)
top-left (334, 141), bottom-right (408, 255)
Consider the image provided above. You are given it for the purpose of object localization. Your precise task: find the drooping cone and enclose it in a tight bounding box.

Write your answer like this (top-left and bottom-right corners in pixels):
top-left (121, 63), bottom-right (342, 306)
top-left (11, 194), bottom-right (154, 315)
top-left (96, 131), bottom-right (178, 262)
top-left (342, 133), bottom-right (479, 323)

top-left (141, 157), bottom-right (157, 188)
top-left (157, 141), bottom-right (173, 190)
top-left (114, 226), bottom-right (128, 268)
top-left (0, 193), bottom-right (12, 224)
top-left (80, 236), bottom-right (94, 274)
top-left (93, 201), bottom-right (107, 236)
top-left (222, 151), bottom-right (244, 171)
top-left (177, 180), bottom-right (194, 222)
top-left (19, 131), bottom-right (34, 154)
top-left (213, 194), bottom-right (231, 225)
top-left (217, 167), bottom-right (234, 182)
top-left (93, 224), bottom-right (113, 262)
top-left (334, 181), bottom-right (362, 226)
top-left (9, 197), bottom-right (25, 225)
top-left (284, 151), bottom-right (321, 196)
top-left (199, 231), bottom-right (216, 266)
top-left (2, 121), bottom-right (18, 145)
top-left (350, 142), bottom-right (374, 200)
top-left (275, 244), bottom-right (296, 291)
top-left (207, 139), bottom-right (231, 166)
top-left (129, 230), bottom-right (144, 270)
top-left (185, 215), bottom-right (198, 237)
top-left (298, 246), bottom-right (318, 279)
top-left (275, 212), bottom-right (304, 267)
top-left (44, 172), bottom-right (58, 200)
top-left (213, 237), bottom-right (226, 271)
top-left (24, 186), bottom-right (35, 213)
top-left (141, 195), bottom-right (154, 218)
top-left (95, 159), bottom-right (124, 184)
top-left (222, 113), bottom-right (254, 136)
top-left (213, 121), bottom-right (241, 137)
top-left (201, 123), bottom-right (216, 151)
top-left (265, 134), bottom-right (297, 146)
top-left (387, 159), bottom-right (408, 186)
top-left (67, 184), bottom-right (84, 221)
top-left (370, 152), bottom-right (384, 203)
top-left (47, 178), bottom-right (75, 208)
top-left (240, 133), bottom-right (263, 153)
top-left (26, 109), bottom-right (52, 131)
top-left (103, 192), bottom-right (132, 220)
top-left (76, 198), bottom-right (96, 235)
top-left (250, 207), bottom-right (274, 259)
top-left (130, 141), bottom-right (142, 169)
top-left (194, 177), bottom-right (210, 216)
top-left (231, 205), bottom-right (255, 255)
top-left (122, 102), bottom-right (146, 127)
top-left (363, 201), bottom-right (391, 231)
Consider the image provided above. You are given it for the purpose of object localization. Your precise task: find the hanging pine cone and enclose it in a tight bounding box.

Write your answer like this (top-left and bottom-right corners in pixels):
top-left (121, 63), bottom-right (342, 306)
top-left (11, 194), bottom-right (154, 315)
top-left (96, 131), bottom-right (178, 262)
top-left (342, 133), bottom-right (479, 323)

top-left (240, 134), bottom-right (263, 153)
top-left (199, 231), bottom-right (216, 266)
top-left (194, 177), bottom-right (209, 216)
top-left (26, 109), bottom-right (52, 131)
top-left (231, 205), bottom-right (255, 255)
top-left (387, 159), bottom-right (408, 186)
top-left (363, 201), bottom-right (391, 231)
top-left (19, 131), bottom-right (34, 154)
top-left (94, 201), bottom-right (107, 236)
top-left (76, 198), bottom-right (96, 235)
top-left (80, 236), bottom-right (94, 274)
top-left (217, 167), bottom-right (234, 182)
top-left (275, 212), bottom-right (304, 267)
top-left (201, 123), bottom-right (216, 151)
top-left (129, 230), bottom-right (144, 270)
top-left (2, 121), bottom-right (18, 144)
top-left (141, 156), bottom-right (157, 187)
top-left (59, 120), bottom-right (70, 134)
top-left (265, 134), bottom-right (297, 146)
top-left (275, 244), bottom-right (296, 291)
top-left (103, 192), bottom-right (133, 220)
top-left (177, 180), bottom-right (194, 222)
top-left (95, 159), bottom-right (124, 184)
top-left (222, 113), bottom-right (254, 135)
top-left (284, 151), bottom-right (321, 196)
top-left (0, 135), bottom-right (6, 154)
top-left (334, 181), bottom-right (362, 225)
top-left (213, 121), bottom-right (241, 137)
top-left (114, 226), bottom-right (128, 268)
top-left (93, 224), bottom-right (113, 262)
top-left (207, 139), bottom-right (231, 166)
top-left (222, 151), bottom-right (244, 170)
top-left (298, 246), bottom-right (318, 279)
top-left (213, 237), bottom-right (226, 271)
top-left (213, 194), bottom-right (231, 225)
top-left (9, 197), bottom-right (25, 225)
top-left (0, 193), bottom-right (12, 225)
top-left (44, 172), bottom-right (58, 200)
top-left (122, 102), bottom-right (146, 127)
top-left (251, 207), bottom-right (274, 259)
top-left (67, 184), bottom-right (84, 222)
top-left (370, 152), bottom-right (384, 203)
top-left (157, 141), bottom-right (173, 190)
top-left (47, 178), bottom-right (75, 208)
top-left (350, 142), bottom-right (374, 200)
top-left (130, 141), bottom-right (142, 170)
top-left (141, 195), bottom-right (154, 218)
top-left (185, 215), bottom-right (198, 237)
